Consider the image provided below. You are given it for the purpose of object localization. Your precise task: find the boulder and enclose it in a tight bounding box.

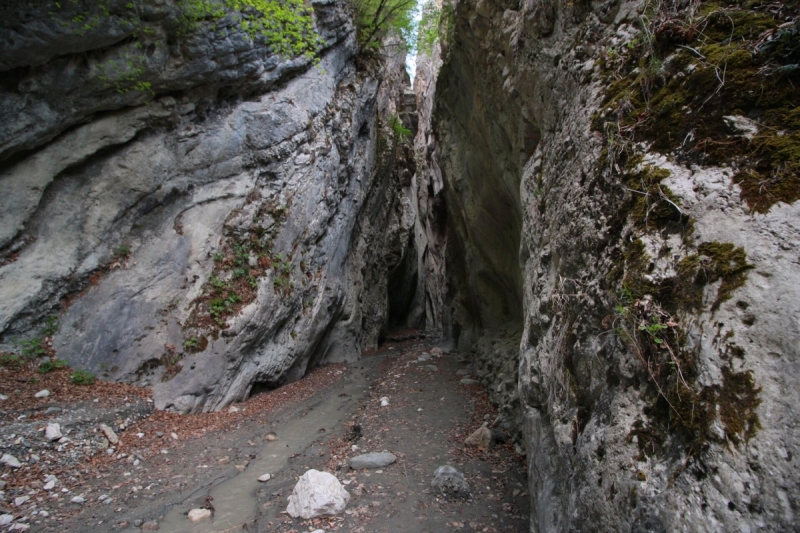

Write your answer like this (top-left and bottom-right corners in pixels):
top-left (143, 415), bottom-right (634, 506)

top-left (45, 423), bottom-right (62, 441)
top-left (464, 426), bottom-right (492, 450)
top-left (286, 469), bottom-right (349, 519)
top-left (1, 454), bottom-right (21, 468)
top-left (431, 465), bottom-right (471, 499)
top-left (349, 452), bottom-right (397, 469)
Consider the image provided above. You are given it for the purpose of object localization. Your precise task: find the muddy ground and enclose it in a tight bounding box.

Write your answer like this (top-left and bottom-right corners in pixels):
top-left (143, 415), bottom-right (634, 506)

top-left (1, 338), bottom-right (529, 532)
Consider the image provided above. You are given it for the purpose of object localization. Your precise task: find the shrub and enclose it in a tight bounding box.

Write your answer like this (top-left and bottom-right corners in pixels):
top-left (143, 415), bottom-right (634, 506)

top-left (19, 338), bottom-right (47, 358)
top-left (38, 359), bottom-right (68, 374)
top-left (70, 370), bottom-right (96, 385)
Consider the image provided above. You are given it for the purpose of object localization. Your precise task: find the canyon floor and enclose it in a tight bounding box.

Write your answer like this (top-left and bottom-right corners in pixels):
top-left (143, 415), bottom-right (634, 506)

top-left (1, 337), bottom-right (529, 532)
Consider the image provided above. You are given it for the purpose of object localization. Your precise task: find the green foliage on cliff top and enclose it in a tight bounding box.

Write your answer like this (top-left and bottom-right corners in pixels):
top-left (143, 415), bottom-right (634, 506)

top-left (416, 1), bottom-right (455, 55)
top-left (52, 0), bottom-right (325, 94)
top-left (184, 0), bottom-right (325, 60)
top-left (352, 0), bottom-right (418, 52)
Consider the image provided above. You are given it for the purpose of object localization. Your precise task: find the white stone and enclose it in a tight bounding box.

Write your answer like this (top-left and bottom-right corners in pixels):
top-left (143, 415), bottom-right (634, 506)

top-left (0, 515), bottom-right (12, 526)
top-left (45, 423), bottom-right (62, 441)
top-left (9, 524), bottom-right (30, 531)
top-left (187, 508), bottom-right (212, 523)
top-left (43, 480), bottom-right (55, 490)
top-left (257, 474), bottom-right (271, 482)
top-left (171, 432), bottom-right (179, 440)
top-left (14, 496), bottom-right (29, 506)
top-left (286, 469), bottom-right (350, 519)
top-left (71, 496), bottom-right (85, 504)
top-left (99, 424), bottom-right (118, 445)
top-left (379, 396), bottom-right (389, 407)
top-left (34, 389), bottom-right (50, 399)
top-left (1, 454), bottom-right (21, 468)
top-left (228, 405), bottom-right (240, 413)
top-left (0, 394), bottom-right (7, 401)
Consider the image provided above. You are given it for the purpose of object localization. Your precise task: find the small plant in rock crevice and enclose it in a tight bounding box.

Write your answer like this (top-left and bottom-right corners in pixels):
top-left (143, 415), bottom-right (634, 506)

top-left (70, 369), bottom-right (96, 385)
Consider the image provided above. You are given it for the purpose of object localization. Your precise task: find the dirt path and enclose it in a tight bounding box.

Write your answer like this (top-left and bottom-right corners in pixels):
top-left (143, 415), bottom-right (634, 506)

top-left (4, 339), bottom-right (529, 532)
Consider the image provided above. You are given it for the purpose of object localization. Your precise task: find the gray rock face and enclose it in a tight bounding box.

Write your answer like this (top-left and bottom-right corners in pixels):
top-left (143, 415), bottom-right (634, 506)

top-left (0, 0), bottom-right (424, 413)
top-left (431, 0), bottom-right (800, 531)
top-left (431, 465), bottom-right (470, 499)
top-left (349, 452), bottom-right (396, 469)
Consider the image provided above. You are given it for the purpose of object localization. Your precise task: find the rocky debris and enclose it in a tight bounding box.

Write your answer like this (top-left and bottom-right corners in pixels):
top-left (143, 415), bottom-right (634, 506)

top-left (464, 426), bottom-right (492, 450)
top-left (417, 353), bottom-right (432, 362)
top-left (0, 515), bottom-right (12, 526)
top-left (459, 378), bottom-right (479, 385)
top-left (424, 365), bottom-right (438, 372)
top-left (286, 469), bottom-right (350, 519)
top-left (228, 405), bottom-right (240, 413)
top-left (431, 465), bottom-right (471, 499)
top-left (43, 475), bottom-right (57, 490)
top-left (14, 496), bottom-right (30, 506)
top-left (100, 424), bottom-right (119, 445)
top-left (0, 394), bottom-right (7, 401)
top-left (45, 423), bottom-right (62, 441)
top-left (257, 473), bottom-right (271, 482)
top-left (349, 452), bottom-right (396, 469)
top-left (379, 396), bottom-right (390, 407)
top-left (187, 508), bottom-right (212, 523)
top-left (218, 457), bottom-right (230, 466)
top-left (430, 347), bottom-right (444, 356)
top-left (1, 454), bottom-right (21, 468)
top-left (71, 496), bottom-right (85, 504)
top-left (34, 390), bottom-right (50, 399)
top-left (456, 369), bottom-right (470, 376)
top-left (141, 520), bottom-right (159, 530)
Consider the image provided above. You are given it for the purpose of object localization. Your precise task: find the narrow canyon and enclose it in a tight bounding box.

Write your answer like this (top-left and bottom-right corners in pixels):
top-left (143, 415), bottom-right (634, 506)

top-left (0, 0), bottom-right (798, 531)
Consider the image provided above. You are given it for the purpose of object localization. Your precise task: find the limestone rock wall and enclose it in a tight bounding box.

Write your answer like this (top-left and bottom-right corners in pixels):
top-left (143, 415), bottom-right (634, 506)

top-left (0, 0), bottom-right (419, 413)
top-left (433, 0), bottom-right (799, 530)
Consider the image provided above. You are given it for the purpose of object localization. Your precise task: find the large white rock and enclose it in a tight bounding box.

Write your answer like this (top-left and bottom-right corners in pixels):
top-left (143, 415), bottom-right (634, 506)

top-left (187, 508), bottom-right (212, 523)
top-left (1, 454), bottom-right (21, 468)
top-left (286, 469), bottom-right (349, 519)
top-left (45, 423), bottom-right (62, 441)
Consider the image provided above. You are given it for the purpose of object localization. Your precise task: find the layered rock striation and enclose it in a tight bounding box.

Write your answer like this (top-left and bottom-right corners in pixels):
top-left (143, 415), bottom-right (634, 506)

top-left (0, 0), bottom-right (424, 412)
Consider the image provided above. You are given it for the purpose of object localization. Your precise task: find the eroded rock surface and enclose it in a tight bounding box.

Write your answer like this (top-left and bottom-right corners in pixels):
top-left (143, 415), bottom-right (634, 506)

top-left (432, 0), bottom-right (799, 530)
top-left (0, 0), bottom-right (424, 413)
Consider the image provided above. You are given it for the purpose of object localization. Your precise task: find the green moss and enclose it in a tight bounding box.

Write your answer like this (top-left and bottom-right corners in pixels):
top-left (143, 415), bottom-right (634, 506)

top-left (696, 242), bottom-right (753, 310)
top-left (718, 367), bottom-right (761, 445)
top-left (594, 2), bottom-right (800, 212)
